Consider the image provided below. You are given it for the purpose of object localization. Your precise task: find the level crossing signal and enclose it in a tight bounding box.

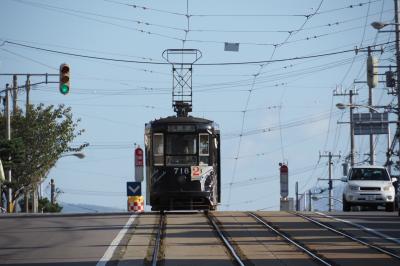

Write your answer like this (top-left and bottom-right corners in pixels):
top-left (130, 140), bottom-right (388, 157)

top-left (59, 63), bottom-right (70, 95)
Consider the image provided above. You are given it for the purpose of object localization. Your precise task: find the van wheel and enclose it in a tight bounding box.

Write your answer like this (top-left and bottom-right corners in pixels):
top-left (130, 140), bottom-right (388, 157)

top-left (343, 197), bottom-right (351, 212)
top-left (385, 202), bottom-right (395, 212)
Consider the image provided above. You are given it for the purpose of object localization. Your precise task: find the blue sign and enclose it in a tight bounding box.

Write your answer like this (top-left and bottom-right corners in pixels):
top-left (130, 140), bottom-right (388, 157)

top-left (127, 182), bottom-right (141, 196)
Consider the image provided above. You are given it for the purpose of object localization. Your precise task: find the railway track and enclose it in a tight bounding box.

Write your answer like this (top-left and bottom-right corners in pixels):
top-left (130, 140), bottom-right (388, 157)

top-left (294, 212), bottom-right (400, 260)
top-left (122, 211), bottom-right (400, 266)
top-left (206, 212), bottom-right (247, 266)
top-left (248, 212), bottom-right (332, 266)
top-left (150, 212), bottom-right (166, 266)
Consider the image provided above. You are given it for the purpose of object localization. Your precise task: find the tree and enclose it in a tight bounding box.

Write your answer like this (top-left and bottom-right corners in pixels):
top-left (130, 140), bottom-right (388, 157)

top-left (0, 104), bottom-right (87, 209)
top-left (18, 196), bottom-right (63, 213)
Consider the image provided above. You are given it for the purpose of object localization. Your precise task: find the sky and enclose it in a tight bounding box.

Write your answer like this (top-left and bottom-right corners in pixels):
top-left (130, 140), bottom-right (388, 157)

top-left (0, 0), bottom-right (396, 212)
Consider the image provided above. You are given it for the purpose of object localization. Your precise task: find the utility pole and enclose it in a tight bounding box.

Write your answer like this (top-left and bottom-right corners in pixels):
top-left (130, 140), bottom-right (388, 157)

top-left (5, 84), bottom-right (12, 213)
top-left (295, 181), bottom-right (299, 211)
top-left (334, 88), bottom-right (358, 167)
top-left (368, 47), bottom-right (375, 165)
top-left (319, 152), bottom-right (341, 212)
top-left (12, 75), bottom-right (18, 115)
top-left (25, 75), bottom-right (30, 115)
top-left (24, 76), bottom-right (31, 213)
top-left (51, 179), bottom-right (55, 205)
top-left (394, 0), bottom-right (400, 169)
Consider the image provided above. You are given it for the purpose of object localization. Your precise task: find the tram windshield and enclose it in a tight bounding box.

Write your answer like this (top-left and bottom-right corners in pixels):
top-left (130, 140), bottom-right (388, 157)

top-left (166, 134), bottom-right (197, 166)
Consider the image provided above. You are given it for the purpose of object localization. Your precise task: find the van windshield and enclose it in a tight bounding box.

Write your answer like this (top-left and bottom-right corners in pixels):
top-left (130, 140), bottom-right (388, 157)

top-left (349, 168), bottom-right (390, 181)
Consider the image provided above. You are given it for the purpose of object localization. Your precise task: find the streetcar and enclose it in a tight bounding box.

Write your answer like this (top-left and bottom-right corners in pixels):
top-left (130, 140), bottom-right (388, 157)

top-left (144, 103), bottom-right (221, 211)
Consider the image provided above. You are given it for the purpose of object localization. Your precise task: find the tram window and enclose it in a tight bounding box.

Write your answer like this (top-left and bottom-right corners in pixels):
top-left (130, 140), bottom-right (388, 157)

top-left (153, 133), bottom-right (164, 165)
top-left (199, 134), bottom-right (209, 155)
top-left (166, 134), bottom-right (197, 155)
top-left (199, 134), bottom-right (209, 165)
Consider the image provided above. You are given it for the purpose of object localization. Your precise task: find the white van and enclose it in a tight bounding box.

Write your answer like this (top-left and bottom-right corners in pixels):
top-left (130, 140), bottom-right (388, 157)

top-left (341, 165), bottom-right (397, 212)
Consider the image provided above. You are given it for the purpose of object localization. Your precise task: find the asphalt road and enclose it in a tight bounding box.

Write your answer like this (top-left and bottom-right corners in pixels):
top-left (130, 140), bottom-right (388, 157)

top-left (0, 213), bottom-right (135, 266)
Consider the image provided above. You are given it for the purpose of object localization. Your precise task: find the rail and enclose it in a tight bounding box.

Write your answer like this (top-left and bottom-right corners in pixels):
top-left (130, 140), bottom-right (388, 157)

top-left (151, 212), bottom-right (166, 266)
top-left (248, 212), bottom-right (332, 266)
top-left (206, 212), bottom-right (245, 266)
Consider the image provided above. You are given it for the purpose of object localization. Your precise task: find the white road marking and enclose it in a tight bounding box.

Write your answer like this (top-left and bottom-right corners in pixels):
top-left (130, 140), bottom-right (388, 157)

top-left (96, 214), bottom-right (137, 266)
top-left (316, 212), bottom-right (400, 245)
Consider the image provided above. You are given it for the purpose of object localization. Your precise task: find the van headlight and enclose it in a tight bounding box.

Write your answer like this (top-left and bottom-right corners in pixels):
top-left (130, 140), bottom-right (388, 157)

top-left (383, 185), bottom-right (394, 192)
top-left (349, 185), bottom-right (359, 191)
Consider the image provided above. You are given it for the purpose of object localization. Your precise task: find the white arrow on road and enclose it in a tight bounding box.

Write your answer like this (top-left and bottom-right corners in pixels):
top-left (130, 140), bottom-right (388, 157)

top-left (129, 185), bottom-right (140, 194)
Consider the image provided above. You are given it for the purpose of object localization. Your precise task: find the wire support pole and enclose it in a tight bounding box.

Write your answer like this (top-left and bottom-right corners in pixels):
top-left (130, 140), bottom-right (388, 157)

top-left (319, 152), bottom-right (341, 212)
top-left (394, 0), bottom-right (400, 168)
top-left (333, 88), bottom-right (358, 167)
top-left (368, 50), bottom-right (375, 165)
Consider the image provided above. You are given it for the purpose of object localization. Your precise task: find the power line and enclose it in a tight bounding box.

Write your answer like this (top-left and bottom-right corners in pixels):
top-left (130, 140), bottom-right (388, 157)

top-left (3, 39), bottom-right (395, 66)
top-left (15, 0), bottom-right (187, 33)
top-left (104, 0), bottom-right (188, 16)
top-left (13, 0), bottom-right (184, 42)
top-left (189, 9), bottom-right (393, 34)
top-left (104, 0), bottom-right (382, 18)
top-left (226, 0), bottom-right (325, 208)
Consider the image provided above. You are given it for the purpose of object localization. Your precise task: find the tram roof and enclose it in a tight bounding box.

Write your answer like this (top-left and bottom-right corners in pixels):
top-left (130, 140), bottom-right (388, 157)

top-left (149, 115), bottom-right (213, 125)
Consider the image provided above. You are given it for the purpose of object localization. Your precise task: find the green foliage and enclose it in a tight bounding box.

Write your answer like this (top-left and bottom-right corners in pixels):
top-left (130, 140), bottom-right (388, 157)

top-left (0, 104), bottom-right (86, 201)
top-left (39, 197), bottom-right (63, 213)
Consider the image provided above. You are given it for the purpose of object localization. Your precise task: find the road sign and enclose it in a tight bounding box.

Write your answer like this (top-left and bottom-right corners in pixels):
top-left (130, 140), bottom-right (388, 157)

top-left (224, 42), bottom-right (239, 52)
top-left (135, 146), bottom-right (144, 182)
top-left (352, 112), bottom-right (388, 135)
top-left (280, 164), bottom-right (289, 198)
top-left (127, 182), bottom-right (141, 196)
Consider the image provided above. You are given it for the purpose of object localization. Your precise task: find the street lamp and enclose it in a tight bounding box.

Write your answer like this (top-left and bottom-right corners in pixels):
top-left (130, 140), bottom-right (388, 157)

top-left (311, 196), bottom-right (343, 204)
top-left (336, 102), bottom-right (381, 167)
top-left (34, 152), bottom-right (85, 212)
top-left (335, 103), bottom-right (379, 112)
top-left (60, 152), bottom-right (85, 159)
top-left (371, 21), bottom-right (394, 30)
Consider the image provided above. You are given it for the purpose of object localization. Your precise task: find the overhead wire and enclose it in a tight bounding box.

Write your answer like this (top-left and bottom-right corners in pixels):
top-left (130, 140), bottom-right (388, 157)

top-left (13, 0), bottom-right (185, 42)
top-left (19, 0), bottom-right (384, 49)
top-left (226, 0), bottom-right (325, 208)
top-left (15, 0), bottom-right (187, 33)
top-left (305, 0), bottom-right (386, 194)
top-left (2, 39), bottom-right (395, 66)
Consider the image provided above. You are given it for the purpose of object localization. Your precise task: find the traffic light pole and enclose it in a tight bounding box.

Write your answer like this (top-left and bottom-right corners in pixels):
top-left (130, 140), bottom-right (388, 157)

top-left (0, 73), bottom-right (59, 213)
top-left (5, 84), bottom-right (12, 213)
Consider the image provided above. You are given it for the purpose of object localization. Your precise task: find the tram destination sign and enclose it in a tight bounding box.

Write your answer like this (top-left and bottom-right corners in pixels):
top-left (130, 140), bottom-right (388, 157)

top-left (352, 112), bottom-right (388, 135)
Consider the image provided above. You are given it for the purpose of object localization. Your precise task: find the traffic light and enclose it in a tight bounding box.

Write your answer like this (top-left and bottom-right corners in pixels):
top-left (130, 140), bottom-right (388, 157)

top-left (367, 55), bottom-right (378, 88)
top-left (385, 71), bottom-right (396, 88)
top-left (59, 63), bottom-right (70, 95)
